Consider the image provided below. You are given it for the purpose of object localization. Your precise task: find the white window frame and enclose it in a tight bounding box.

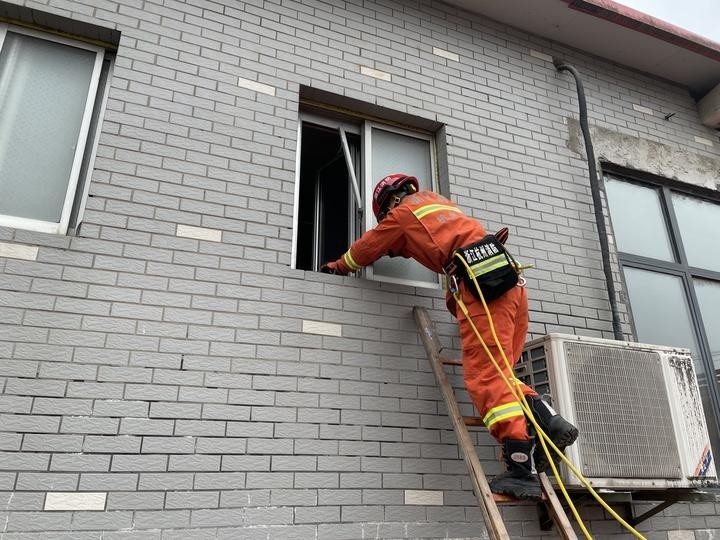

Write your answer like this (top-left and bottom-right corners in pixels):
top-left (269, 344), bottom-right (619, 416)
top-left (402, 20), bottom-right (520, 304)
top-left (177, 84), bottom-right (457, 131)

top-left (362, 121), bottom-right (442, 289)
top-left (0, 23), bottom-right (105, 235)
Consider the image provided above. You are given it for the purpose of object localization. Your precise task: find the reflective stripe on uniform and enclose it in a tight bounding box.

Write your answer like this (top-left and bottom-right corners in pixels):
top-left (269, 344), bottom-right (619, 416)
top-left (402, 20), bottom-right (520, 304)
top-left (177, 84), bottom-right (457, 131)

top-left (468, 253), bottom-right (509, 277)
top-left (412, 204), bottom-right (463, 220)
top-left (483, 401), bottom-right (524, 429)
top-left (343, 250), bottom-right (362, 271)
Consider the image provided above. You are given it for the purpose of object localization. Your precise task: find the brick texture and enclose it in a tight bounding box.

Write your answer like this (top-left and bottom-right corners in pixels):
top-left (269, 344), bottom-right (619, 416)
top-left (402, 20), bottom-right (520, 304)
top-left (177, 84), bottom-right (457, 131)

top-left (1, 0), bottom-right (719, 538)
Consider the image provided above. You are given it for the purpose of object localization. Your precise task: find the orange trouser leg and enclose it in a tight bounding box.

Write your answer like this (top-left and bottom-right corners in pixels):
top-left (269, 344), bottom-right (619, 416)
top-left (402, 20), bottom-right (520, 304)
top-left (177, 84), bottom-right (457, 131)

top-left (458, 285), bottom-right (537, 442)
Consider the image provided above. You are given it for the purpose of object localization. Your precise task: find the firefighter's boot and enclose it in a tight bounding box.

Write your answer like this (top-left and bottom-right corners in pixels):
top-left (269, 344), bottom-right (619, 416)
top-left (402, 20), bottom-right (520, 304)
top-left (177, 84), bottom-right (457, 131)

top-left (489, 439), bottom-right (542, 500)
top-left (529, 395), bottom-right (578, 473)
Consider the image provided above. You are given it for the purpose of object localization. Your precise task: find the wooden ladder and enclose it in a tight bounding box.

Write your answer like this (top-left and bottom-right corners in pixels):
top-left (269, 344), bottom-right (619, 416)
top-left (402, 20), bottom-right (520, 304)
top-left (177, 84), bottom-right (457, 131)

top-left (414, 306), bottom-right (578, 540)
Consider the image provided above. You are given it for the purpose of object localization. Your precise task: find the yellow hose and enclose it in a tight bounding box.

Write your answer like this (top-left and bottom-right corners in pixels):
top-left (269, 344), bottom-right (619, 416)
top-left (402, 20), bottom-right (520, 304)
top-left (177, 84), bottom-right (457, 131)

top-left (452, 254), bottom-right (647, 540)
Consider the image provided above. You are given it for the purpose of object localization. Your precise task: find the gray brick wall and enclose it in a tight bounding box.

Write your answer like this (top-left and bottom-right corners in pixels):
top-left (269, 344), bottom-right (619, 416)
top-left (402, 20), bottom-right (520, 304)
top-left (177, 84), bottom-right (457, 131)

top-left (1, 0), bottom-right (719, 538)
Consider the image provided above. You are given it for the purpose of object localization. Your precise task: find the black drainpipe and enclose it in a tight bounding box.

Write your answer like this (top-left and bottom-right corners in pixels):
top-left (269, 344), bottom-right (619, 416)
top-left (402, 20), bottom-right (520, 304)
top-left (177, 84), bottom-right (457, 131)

top-left (553, 59), bottom-right (624, 340)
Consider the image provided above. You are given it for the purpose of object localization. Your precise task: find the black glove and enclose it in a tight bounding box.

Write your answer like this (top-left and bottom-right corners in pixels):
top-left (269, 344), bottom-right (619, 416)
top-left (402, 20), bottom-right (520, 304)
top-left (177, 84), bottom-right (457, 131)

top-left (320, 264), bottom-right (336, 274)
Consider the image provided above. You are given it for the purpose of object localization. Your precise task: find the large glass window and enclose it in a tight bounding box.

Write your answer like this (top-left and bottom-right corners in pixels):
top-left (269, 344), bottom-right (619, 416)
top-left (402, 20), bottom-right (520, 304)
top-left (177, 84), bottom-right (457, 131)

top-left (0, 24), bottom-right (105, 234)
top-left (292, 111), bottom-right (440, 288)
top-left (605, 174), bottom-right (720, 456)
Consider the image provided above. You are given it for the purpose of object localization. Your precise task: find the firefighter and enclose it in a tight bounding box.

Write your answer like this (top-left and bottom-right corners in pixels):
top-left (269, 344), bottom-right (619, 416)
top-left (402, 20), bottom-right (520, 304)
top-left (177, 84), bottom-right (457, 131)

top-left (321, 174), bottom-right (578, 500)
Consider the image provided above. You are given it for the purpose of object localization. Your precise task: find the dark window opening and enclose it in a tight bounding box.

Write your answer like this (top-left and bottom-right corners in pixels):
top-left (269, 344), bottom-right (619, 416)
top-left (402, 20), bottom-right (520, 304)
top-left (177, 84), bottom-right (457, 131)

top-left (296, 123), bottom-right (360, 271)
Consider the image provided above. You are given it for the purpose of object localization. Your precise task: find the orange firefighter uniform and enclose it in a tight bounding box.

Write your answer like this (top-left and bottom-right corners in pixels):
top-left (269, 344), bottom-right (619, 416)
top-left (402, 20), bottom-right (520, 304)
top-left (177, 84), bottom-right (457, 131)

top-left (327, 190), bottom-right (538, 442)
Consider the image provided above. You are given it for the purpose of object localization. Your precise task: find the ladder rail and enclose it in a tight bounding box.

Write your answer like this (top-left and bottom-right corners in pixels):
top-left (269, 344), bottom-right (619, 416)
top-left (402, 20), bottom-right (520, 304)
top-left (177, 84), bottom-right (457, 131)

top-left (414, 306), bottom-right (510, 540)
top-left (539, 472), bottom-right (578, 539)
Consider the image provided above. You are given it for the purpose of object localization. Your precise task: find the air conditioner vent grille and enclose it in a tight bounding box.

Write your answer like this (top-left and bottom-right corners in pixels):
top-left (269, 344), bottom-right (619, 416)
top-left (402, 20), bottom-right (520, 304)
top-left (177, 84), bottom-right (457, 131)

top-left (564, 342), bottom-right (682, 479)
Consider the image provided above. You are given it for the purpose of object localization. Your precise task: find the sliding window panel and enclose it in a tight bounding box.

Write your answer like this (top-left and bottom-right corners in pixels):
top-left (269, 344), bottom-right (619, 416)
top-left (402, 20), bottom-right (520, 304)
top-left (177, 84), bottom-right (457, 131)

top-left (364, 123), bottom-right (439, 287)
top-left (0, 26), bottom-right (104, 234)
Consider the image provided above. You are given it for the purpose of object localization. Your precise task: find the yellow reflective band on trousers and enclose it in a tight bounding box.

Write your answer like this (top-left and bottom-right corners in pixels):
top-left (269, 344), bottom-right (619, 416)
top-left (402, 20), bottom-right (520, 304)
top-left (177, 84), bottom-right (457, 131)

top-left (483, 401), bottom-right (524, 429)
top-left (343, 250), bottom-right (362, 271)
top-left (412, 204), bottom-right (462, 220)
top-left (468, 253), bottom-right (509, 277)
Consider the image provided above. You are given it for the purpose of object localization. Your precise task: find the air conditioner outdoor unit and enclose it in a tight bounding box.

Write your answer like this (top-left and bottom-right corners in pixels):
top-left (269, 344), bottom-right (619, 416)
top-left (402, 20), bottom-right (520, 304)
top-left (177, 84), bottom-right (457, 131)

top-left (516, 333), bottom-right (717, 490)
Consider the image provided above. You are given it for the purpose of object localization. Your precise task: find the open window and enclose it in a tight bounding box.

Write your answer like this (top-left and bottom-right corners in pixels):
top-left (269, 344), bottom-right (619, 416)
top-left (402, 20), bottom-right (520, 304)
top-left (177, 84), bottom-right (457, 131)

top-left (293, 114), bottom-right (362, 273)
top-left (292, 111), bottom-right (441, 289)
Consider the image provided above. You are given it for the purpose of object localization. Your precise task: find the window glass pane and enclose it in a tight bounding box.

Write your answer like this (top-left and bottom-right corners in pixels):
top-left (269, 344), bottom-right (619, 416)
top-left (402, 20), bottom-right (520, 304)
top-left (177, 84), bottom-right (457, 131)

top-left (370, 127), bottom-right (436, 284)
top-left (694, 279), bottom-right (720, 380)
top-left (0, 32), bottom-right (96, 222)
top-left (624, 267), bottom-right (698, 361)
top-left (672, 193), bottom-right (720, 272)
top-left (605, 178), bottom-right (674, 261)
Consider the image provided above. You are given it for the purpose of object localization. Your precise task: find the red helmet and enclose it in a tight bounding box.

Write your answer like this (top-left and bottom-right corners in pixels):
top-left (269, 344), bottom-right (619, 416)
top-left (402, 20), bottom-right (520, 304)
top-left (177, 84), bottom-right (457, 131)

top-left (372, 174), bottom-right (419, 220)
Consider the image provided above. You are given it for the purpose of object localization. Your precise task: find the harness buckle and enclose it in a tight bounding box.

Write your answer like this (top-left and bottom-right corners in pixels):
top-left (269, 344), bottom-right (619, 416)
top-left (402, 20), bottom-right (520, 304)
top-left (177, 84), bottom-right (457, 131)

top-left (449, 274), bottom-right (460, 294)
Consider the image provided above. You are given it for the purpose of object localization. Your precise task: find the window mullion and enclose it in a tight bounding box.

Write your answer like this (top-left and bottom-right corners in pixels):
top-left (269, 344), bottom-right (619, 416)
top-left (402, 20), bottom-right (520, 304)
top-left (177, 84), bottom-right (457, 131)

top-left (618, 252), bottom-right (684, 274)
top-left (689, 266), bottom-right (720, 281)
top-left (661, 185), bottom-right (689, 266)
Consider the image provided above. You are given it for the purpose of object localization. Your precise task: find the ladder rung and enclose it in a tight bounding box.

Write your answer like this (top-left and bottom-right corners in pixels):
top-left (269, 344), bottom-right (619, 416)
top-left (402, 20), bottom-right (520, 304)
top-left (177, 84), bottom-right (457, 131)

top-left (493, 492), bottom-right (548, 503)
top-left (441, 356), bottom-right (463, 366)
top-left (463, 416), bottom-right (484, 426)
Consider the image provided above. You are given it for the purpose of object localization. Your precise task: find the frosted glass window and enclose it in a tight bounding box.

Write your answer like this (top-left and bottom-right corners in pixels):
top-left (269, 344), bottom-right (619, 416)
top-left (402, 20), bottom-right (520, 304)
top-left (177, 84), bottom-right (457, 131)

top-left (0, 27), bottom-right (103, 233)
top-left (624, 267), bottom-right (699, 363)
top-left (605, 178), bottom-right (674, 261)
top-left (367, 126), bottom-right (437, 286)
top-left (672, 193), bottom-right (720, 272)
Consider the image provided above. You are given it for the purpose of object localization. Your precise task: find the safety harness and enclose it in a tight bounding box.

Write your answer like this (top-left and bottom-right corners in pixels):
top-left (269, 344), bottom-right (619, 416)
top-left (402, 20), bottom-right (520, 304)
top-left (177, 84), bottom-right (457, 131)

top-left (444, 234), bottom-right (521, 302)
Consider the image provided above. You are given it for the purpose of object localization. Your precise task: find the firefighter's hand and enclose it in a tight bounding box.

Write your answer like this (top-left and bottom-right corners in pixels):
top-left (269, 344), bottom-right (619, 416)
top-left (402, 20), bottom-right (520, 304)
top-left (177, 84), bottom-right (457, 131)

top-left (495, 227), bottom-right (509, 245)
top-left (321, 262), bottom-right (346, 275)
